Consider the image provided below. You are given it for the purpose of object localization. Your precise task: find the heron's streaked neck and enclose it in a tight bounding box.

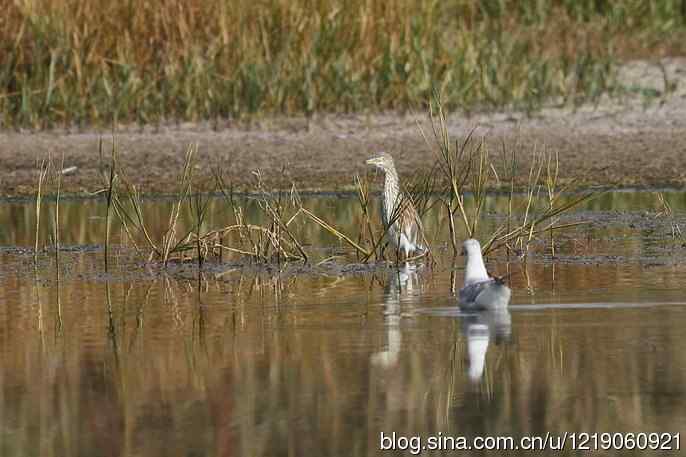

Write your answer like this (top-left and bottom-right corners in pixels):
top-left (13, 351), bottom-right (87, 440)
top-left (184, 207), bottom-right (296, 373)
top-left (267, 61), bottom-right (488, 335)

top-left (381, 167), bottom-right (401, 227)
top-left (382, 167), bottom-right (400, 207)
top-left (464, 251), bottom-right (489, 285)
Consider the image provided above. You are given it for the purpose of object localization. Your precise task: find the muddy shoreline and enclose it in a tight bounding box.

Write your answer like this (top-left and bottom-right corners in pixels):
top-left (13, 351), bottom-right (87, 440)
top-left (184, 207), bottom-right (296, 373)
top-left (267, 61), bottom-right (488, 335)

top-left (2, 60), bottom-right (686, 197)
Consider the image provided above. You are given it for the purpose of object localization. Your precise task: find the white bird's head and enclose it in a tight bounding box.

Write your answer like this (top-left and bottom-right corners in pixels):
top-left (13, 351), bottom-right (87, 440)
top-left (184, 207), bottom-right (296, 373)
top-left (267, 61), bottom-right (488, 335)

top-left (462, 238), bottom-right (482, 257)
top-left (462, 238), bottom-right (490, 285)
top-left (366, 152), bottom-right (396, 173)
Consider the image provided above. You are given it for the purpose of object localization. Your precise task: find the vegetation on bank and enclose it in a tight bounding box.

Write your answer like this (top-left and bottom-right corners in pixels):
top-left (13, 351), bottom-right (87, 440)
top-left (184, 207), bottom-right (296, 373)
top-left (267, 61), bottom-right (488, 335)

top-left (2, 0), bottom-right (686, 128)
top-left (27, 99), bottom-right (599, 269)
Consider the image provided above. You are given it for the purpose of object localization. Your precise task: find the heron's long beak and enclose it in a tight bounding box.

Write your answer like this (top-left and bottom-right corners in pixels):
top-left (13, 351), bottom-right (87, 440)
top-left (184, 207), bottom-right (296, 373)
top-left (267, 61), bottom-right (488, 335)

top-left (366, 158), bottom-right (379, 165)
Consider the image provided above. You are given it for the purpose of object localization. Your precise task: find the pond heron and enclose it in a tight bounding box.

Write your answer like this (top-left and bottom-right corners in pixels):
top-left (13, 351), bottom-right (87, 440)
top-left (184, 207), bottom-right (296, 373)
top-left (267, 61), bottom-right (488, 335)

top-left (366, 152), bottom-right (426, 259)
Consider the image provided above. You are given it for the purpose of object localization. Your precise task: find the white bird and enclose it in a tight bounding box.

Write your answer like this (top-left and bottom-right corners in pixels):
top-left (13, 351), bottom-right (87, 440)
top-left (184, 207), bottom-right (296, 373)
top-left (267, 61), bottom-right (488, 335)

top-left (366, 153), bottom-right (426, 259)
top-left (459, 239), bottom-right (511, 310)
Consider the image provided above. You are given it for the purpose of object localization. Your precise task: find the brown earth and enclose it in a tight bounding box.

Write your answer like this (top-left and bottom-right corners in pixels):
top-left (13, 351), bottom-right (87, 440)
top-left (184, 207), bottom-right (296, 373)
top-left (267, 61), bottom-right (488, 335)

top-left (2, 60), bottom-right (686, 197)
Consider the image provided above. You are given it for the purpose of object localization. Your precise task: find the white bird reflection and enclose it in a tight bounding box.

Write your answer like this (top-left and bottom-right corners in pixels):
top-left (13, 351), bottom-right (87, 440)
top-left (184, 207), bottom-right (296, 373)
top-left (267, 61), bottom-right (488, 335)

top-left (463, 306), bottom-right (512, 382)
top-left (370, 265), bottom-right (419, 368)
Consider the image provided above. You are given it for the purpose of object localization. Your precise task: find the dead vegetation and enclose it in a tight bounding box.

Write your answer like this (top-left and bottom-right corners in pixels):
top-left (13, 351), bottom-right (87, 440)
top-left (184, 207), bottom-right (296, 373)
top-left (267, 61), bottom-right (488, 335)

top-left (30, 100), bottom-right (601, 268)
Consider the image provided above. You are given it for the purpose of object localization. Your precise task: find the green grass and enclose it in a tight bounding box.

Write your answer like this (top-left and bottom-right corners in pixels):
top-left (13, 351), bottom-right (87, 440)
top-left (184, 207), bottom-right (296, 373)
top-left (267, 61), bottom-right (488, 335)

top-left (2, 0), bottom-right (686, 128)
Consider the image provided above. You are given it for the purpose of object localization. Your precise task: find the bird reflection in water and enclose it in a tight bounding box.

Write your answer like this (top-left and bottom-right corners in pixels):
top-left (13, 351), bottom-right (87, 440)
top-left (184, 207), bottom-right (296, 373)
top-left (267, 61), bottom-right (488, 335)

top-left (462, 306), bottom-right (512, 382)
top-left (370, 264), bottom-right (420, 368)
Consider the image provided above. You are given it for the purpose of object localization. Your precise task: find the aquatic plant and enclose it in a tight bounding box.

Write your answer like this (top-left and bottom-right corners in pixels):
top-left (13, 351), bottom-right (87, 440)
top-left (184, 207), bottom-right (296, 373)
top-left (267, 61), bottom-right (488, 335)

top-left (190, 190), bottom-right (212, 268)
top-left (212, 168), bottom-right (309, 263)
top-left (420, 92), bottom-right (598, 258)
top-left (99, 139), bottom-right (118, 271)
top-left (55, 89), bottom-right (605, 269)
top-left (33, 156), bottom-right (49, 262)
top-left (99, 141), bottom-right (203, 266)
top-left (52, 152), bottom-right (64, 283)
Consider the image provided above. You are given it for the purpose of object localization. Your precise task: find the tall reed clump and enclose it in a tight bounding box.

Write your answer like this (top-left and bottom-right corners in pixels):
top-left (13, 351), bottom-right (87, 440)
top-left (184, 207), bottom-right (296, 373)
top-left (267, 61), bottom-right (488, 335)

top-left (213, 169), bottom-right (308, 264)
top-left (99, 140), bottom-right (201, 266)
top-left (32, 152), bottom-right (67, 330)
top-left (94, 138), bottom-right (311, 266)
top-left (421, 93), bottom-right (599, 258)
top-left (3, 1), bottom-right (686, 127)
top-left (33, 151), bottom-right (66, 258)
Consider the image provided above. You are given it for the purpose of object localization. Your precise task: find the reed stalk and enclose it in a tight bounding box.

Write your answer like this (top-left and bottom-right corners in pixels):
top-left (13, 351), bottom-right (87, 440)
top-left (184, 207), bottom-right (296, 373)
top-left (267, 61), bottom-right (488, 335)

top-left (34, 156), bottom-right (49, 262)
top-left (53, 152), bottom-right (64, 281)
top-left (100, 138), bottom-right (118, 271)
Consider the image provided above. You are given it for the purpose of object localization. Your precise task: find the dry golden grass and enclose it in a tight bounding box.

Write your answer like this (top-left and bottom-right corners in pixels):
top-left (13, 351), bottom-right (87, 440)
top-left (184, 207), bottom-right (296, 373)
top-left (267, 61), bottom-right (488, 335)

top-left (2, 0), bottom-right (686, 127)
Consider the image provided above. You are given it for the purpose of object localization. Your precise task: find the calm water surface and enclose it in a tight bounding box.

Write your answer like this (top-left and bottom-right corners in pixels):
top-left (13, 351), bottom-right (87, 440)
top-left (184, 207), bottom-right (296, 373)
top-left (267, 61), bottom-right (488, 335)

top-left (0, 192), bottom-right (685, 456)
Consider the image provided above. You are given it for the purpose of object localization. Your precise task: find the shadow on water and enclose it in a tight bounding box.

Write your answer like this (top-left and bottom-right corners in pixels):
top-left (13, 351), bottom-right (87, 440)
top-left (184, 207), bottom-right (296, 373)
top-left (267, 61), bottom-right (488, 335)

top-left (0, 192), bottom-right (686, 456)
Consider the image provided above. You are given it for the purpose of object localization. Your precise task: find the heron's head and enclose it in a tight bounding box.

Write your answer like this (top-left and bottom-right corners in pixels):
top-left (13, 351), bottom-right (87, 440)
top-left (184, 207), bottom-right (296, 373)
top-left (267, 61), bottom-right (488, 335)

top-left (366, 152), bottom-right (395, 173)
top-left (461, 238), bottom-right (482, 257)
